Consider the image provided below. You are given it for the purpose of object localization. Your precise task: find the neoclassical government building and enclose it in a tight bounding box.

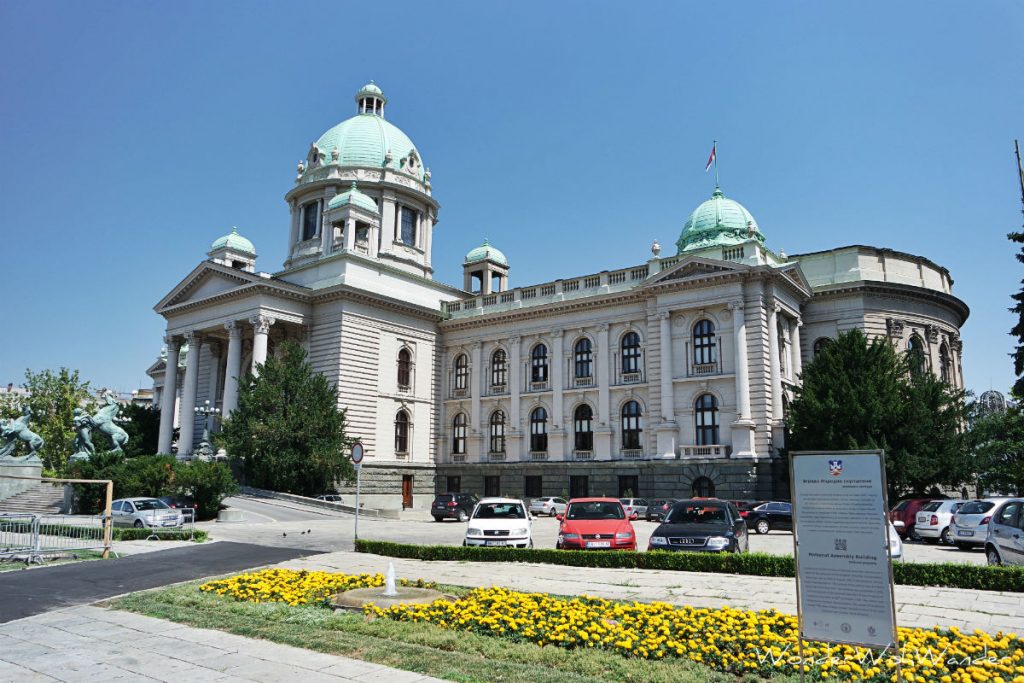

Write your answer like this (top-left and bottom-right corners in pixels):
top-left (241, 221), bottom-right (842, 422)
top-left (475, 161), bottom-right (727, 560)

top-left (149, 82), bottom-right (969, 509)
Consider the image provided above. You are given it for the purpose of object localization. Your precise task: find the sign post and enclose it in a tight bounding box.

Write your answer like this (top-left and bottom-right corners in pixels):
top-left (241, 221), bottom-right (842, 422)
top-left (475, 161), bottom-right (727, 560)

top-left (351, 441), bottom-right (364, 544)
top-left (790, 450), bottom-right (900, 680)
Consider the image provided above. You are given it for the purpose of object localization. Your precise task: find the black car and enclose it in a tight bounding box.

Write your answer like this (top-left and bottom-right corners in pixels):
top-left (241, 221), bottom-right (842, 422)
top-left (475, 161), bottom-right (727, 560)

top-left (647, 499), bottom-right (748, 553)
top-left (431, 492), bottom-right (478, 522)
top-left (645, 499), bottom-right (678, 522)
top-left (740, 500), bottom-right (792, 534)
top-left (158, 495), bottom-right (197, 522)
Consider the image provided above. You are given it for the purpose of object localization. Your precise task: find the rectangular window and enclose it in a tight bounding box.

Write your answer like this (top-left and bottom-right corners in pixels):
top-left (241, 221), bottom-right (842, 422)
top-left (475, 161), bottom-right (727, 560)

top-left (524, 475), bottom-right (543, 498)
top-left (618, 475), bottom-right (639, 498)
top-left (400, 206), bottom-right (417, 246)
top-left (484, 475), bottom-right (501, 498)
top-left (446, 476), bottom-right (461, 493)
top-left (355, 222), bottom-right (369, 243)
top-left (569, 475), bottom-right (589, 499)
top-left (301, 200), bottom-right (321, 242)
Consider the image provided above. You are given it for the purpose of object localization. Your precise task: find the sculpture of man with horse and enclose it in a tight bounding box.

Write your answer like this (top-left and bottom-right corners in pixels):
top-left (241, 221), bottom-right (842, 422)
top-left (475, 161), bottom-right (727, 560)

top-left (90, 392), bottom-right (129, 454)
top-left (0, 405), bottom-right (45, 461)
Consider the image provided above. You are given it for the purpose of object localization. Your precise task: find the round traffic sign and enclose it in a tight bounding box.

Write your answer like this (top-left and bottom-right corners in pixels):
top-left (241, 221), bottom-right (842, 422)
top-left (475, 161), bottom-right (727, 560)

top-left (351, 441), bottom-right (364, 465)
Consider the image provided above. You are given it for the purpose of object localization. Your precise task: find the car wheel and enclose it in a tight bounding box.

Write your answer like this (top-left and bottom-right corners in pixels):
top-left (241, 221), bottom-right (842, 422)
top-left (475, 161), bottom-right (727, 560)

top-left (550, 509), bottom-right (557, 517)
top-left (986, 546), bottom-right (1002, 566)
top-left (432, 516), bottom-right (442, 522)
top-left (939, 527), bottom-right (951, 545)
top-left (755, 519), bottom-right (770, 535)
top-left (133, 519), bottom-right (144, 528)
top-left (908, 526), bottom-right (921, 542)
top-left (954, 541), bottom-right (971, 551)
top-left (457, 510), bottom-right (468, 522)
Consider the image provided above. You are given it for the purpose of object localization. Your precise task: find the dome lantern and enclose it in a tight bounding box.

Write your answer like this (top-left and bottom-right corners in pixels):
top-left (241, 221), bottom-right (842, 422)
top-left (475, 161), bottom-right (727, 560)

top-left (355, 81), bottom-right (387, 117)
top-left (209, 227), bottom-right (257, 272)
top-left (463, 238), bottom-right (509, 294)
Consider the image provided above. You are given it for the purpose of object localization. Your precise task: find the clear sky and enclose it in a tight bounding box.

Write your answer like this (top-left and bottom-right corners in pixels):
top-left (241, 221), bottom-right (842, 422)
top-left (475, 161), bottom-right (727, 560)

top-left (1, 1), bottom-right (1022, 396)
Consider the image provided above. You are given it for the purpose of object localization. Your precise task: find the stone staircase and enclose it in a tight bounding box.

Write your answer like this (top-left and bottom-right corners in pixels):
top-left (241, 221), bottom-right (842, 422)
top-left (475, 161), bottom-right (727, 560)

top-left (0, 483), bottom-right (66, 514)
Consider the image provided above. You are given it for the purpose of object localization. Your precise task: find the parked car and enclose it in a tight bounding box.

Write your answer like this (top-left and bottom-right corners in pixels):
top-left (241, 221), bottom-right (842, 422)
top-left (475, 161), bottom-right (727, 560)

top-left (112, 498), bottom-right (184, 528)
top-left (951, 498), bottom-right (1012, 550)
top-left (556, 498), bottom-right (636, 551)
top-left (914, 499), bottom-right (967, 545)
top-left (888, 521), bottom-right (904, 561)
top-left (648, 499), bottom-right (748, 553)
top-left (740, 501), bottom-right (792, 535)
top-left (157, 495), bottom-right (197, 522)
top-left (645, 499), bottom-right (678, 522)
top-left (889, 498), bottom-right (936, 539)
top-left (528, 496), bottom-right (568, 517)
top-left (464, 498), bottom-right (533, 548)
top-left (431, 492), bottom-right (479, 522)
top-left (619, 498), bottom-right (648, 520)
top-left (984, 499), bottom-right (1024, 566)
top-left (315, 494), bottom-right (344, 503)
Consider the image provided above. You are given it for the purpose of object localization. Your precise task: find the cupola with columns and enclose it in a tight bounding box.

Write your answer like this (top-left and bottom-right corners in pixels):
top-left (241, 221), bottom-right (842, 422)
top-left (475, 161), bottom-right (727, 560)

top-left (207, 227), bottom-right (256, 272)
top-left (463, 239), bottom-right (509, 294)
top-left (283, 82), bottom-right (439, 279)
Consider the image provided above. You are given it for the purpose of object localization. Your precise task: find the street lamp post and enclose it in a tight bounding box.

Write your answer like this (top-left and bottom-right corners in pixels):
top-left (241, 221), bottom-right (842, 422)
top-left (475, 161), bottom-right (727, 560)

top-left (193, 400), bottom-right (221, 461)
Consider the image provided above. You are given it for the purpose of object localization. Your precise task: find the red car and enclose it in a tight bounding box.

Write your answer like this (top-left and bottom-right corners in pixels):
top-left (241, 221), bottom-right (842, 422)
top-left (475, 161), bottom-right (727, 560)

top-left (889, 498), bottom-right (936, 539)
top-left (556, 497), bottom-right (636, 551)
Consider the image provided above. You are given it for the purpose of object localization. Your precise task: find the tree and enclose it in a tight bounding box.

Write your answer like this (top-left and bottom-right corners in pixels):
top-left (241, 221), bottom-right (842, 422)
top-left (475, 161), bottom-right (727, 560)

top-left (119, 403), bottom-right (161, 457)
top-left (4, 368), bottom-right (95, 474)
top-left (968, 406), bottom-right (1024, 496)
top-left (1009, 224), bottom-right (1024, 398)
top-left (216, 340), bottom-right (353, 495)
top-left (787, 329), bottom-right (970, 500)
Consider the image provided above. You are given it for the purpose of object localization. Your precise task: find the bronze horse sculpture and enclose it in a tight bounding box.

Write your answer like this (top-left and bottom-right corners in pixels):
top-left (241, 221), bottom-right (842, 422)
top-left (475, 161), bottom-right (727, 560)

top-left (0, 406), bottom-right (45, 460)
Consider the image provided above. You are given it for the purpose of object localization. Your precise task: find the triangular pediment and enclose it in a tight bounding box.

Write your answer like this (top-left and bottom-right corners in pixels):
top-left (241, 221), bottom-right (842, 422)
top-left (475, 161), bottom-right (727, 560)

top-left (777, 263), bottom-right (813, 297)
top-left (155, 262), bottom-right (258, 313)
top-left (647, 256), bottom-right (747, 285)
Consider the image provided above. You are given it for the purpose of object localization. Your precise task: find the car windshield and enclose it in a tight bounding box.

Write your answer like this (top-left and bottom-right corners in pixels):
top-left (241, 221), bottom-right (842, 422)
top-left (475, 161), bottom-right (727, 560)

top-left (133, 499), bottom-right (169, 511)
top-left (922, 501), bottom-right (942, 512)
top-left (473, 503), bottom-right (526, 519)
top-left (567, 502), bottom-right (624, 520)
top-left (960, 501), bottom-right (994, 514)
top-left (666, 504), bottom-right (728, 524)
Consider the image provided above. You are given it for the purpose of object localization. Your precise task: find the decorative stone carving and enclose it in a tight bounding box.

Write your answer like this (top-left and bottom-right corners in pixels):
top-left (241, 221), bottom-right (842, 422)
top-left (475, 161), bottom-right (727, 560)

top-left (250, 315), bottom-right (275, 334)
top-left (225, 321), bottom-right (241, 338)
top-left (0, 405), bottom-right (44, 462)
top-left (886, 318), bottom-right (905, 338)
top-left (651, 240), bottom-right (661, 256)
top-left (331, 147), bottom-right (340, 162)
top-left (926, 324), bottom-right (940, 343)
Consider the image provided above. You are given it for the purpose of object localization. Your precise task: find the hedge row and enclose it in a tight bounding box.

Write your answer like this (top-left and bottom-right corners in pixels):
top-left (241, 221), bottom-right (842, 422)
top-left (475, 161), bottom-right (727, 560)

top-left (354, 539), bottom-right (1024, 593)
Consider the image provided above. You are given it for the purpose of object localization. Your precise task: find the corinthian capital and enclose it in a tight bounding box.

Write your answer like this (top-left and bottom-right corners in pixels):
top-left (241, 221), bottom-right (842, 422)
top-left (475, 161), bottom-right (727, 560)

top-left (225, 321), bottom-right (242, 338)
top-left (250, 314), bottom-right (276, 335)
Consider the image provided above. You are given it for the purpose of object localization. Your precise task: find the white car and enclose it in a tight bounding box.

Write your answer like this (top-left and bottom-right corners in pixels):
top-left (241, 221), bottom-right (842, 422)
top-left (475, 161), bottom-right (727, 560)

top-left (915, 499), bottom-right (967, 545)
top-left (951, 498), bottom-right (1012, 550)
top-left (528, 496), bottom-right (567, 517)
top-left (888, 521), bottom-right (904, 561)
top-left (112, 497), bottom-right (184, 528)
top-left (464, 498), bottom-right (533, 549)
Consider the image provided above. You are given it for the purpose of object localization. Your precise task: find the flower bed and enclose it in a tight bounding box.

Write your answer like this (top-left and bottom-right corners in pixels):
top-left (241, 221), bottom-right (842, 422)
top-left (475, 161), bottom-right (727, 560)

top-left (367, 586), bottom-right (1024, 682)
top-left (199, 568), bottom-right (433, 607)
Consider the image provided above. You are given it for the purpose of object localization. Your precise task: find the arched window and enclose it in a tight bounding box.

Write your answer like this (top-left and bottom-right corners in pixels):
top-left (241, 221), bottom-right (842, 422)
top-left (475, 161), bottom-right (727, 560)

top-left (813, 337), bottom-right (832, 356)
top-left (907, 336), bottom-right (926, 377)
top-left (574, 338), bottom-right (593, 379)
top-left (531, 344), bottom-right (548, 383)
top-left (621, 331), bottom-right (641, 374)
top-left (394, 410), bottom-right (410, 454)
top-left (397, 348), bottom-right (412, 389)
top-left (452, 413), bottom-right (467, 455)
top-left (574, 404), bottom-right (594, 451)
top-left (695, 394), bottom-right (719, 445)
top-left (530, 407), bottom-right (548, 452)
top-left (491, 349), bottom-right (507, 387)
top-left (693, 320), bottom-right (717, 366)
top-left (454, 354), bottom-right (469, 391)
top-left (621, 400), bottom-right (642, 450)
top-left (691, 476), bottom-right (715, 498)
top-left (489, 410), bottom-right (506, 453)
top-left (939, 343), bottom-right (951, 383)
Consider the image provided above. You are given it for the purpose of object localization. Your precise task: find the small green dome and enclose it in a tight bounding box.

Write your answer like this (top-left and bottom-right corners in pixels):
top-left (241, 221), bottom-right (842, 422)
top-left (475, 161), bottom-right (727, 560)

top-left (328, 182), bottom-right (379, 214)
top-left (464, 239), bottom-right (508, 266)
top-left (676, 187), bottom-right (765, 253)
top-left (211, 227), bottom-right (255, 255)
top-left (355, 81), bottom-right (385, 100)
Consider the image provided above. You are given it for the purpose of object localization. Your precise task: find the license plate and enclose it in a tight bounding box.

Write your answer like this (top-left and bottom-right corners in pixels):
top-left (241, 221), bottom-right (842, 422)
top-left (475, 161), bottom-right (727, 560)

top-left (485, 540), bottom-right (507, 546)
top-left (917, 514), bottom-right (928, 524)
top-left (162, 521), bottom-right (178, 527)
top-left (957, 529), bottom-right (974, 537)
top-left (586, 541), bottom-right (611, 548)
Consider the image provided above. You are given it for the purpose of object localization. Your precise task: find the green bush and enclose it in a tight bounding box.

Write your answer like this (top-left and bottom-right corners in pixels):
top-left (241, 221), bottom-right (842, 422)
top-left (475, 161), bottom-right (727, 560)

top-left (112, 528), bottom-right (207, 542)
top-left (173, 459), bottom-right (238, 520)
top-left (355, 540), bottom-right (1024, 592)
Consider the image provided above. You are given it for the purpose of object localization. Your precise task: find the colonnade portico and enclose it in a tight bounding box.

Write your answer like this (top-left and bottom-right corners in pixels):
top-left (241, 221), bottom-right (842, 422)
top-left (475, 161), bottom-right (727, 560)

top-left (156, 313), bottom-right (283, 457)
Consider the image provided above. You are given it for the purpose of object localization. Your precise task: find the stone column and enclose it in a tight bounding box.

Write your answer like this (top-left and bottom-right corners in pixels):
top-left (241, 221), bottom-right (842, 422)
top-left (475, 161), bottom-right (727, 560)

top-left (157, 335), bottom-right (181, 454)
top-left (250, 314), bottom-right (275, 375)
top-left (656, 311), bottom-right (678, 459)
top-left (178, 332), bottom-right (203, 456)
top-left (729, 301), bottom-right (756, 458)
top-left (596, 324), bottom-right (610, 424)
top-left (767, 304), bottom-right (784, 420)
top-left (552, 331), bottom-right (564, 428)
top-left (509, 336), bottom-right (521, 429)
top-left (221, 322), bottom-right (243, 416)
top-left (791, 318), bottom-right (803, 379)
top-left (207, 341), bottom-right (223, 410)
top-left (470, 342), bottom-right (482, 432)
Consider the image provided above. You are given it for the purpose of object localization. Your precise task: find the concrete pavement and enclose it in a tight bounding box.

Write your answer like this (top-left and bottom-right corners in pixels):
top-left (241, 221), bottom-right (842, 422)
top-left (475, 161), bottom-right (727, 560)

top-left (0, 605), bottom-right (448, 682)
top-left (282, 550), bottom-right (1024, 635)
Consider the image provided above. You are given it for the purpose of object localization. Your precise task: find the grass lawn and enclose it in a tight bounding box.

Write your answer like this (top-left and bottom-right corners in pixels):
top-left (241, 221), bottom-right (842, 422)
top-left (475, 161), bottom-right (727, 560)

top-left (0, 549), bottom-right (107, 572)
top-left (111, 581), bottom-right (798, 683)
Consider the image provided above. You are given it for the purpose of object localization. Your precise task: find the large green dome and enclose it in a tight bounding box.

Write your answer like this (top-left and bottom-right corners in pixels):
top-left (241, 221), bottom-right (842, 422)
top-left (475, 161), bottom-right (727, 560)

top-left (676, 187), bottom-right (765, 253)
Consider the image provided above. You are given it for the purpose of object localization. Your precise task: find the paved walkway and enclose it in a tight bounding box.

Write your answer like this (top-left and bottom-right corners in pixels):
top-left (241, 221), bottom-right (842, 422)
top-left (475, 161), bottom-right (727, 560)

top-left (282, 551), bottom-right (1024, 635)
top-left (0, 605), bottom-right (448, 682)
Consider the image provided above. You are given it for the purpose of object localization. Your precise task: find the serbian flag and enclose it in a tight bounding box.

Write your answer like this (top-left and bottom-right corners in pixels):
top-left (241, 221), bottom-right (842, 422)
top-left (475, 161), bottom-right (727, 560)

top-left (705, 143), bottom-right (716, 172)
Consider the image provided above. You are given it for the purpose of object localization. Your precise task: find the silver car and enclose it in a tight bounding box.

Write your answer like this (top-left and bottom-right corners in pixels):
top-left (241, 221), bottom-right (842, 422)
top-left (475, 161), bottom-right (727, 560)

top-left (112, 498), bottom-right (184, 528)
top-left (619, 498), bottom-right (649, 520)
top-left (951, 498), bottom-right (1011, 550)
top-left (528, 497), bottom-right (568, 517)
top-left (915, 499), bottom-right (967, 545)
top-left (984, 499), bottom-right (1024, 566)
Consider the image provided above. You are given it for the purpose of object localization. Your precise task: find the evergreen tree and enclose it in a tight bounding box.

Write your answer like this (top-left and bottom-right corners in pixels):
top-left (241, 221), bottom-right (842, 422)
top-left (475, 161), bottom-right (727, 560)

top-left (216, 340), bottom-right (353, 495)
top-left (787, 329), bottom-right (969, 500)
top-left (1010, 226), bottom-right (1024, 398)
top-left (968, 406), bottom-right (1024, 496)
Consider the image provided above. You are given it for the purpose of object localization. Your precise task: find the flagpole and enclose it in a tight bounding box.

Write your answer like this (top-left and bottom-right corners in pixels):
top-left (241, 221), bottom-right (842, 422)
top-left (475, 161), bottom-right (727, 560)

top-left (714, 139), bottom-right (719, 187)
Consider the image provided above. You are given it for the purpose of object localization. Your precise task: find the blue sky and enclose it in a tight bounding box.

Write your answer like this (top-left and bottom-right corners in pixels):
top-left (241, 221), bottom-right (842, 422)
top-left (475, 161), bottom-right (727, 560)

top-left (1, 1), bottom-right (1022, 396)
